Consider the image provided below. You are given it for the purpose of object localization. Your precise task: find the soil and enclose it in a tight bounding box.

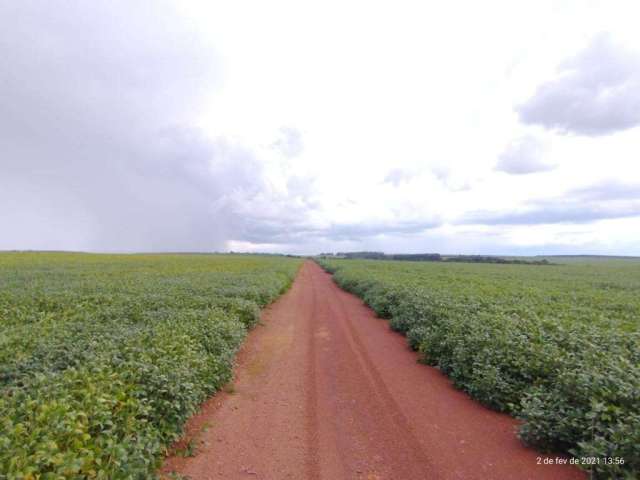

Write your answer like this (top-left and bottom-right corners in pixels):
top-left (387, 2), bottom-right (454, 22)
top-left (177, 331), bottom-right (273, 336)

top-left (161, 260), bottom-right (585, 480)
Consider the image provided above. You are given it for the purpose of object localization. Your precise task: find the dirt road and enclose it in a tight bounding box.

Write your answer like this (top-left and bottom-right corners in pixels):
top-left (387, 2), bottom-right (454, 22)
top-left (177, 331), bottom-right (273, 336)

top-left (162, 261), bottom-right (584, 480)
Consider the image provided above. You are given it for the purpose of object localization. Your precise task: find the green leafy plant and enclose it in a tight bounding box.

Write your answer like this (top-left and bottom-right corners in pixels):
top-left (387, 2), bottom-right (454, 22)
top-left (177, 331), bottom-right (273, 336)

top-left (0, 252), bottom-right (301, 479)
top-left (316, 257), bottom-right (640, 479)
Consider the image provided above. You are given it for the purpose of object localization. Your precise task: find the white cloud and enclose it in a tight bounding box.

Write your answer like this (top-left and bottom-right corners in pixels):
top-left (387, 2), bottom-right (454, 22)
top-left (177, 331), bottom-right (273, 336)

top-left (383, 169), bottom-right (416, 186)
top-left (272, 127), bottom-right (304, 158)
top-left (517, 33), bottom-right (640, 136)
top-left (495, 136), bottom-right (554, 175)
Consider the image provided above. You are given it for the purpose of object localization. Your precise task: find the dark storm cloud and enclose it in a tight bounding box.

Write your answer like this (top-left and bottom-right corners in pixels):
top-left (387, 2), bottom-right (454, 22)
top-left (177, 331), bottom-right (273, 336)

top-left (495, 136), bottom-right (554, 174)
top-left (0, 1), bottom-right (266, 252)
top-left (517, 33), bottom-right (640, 136)
top-left (461, 181), bottom-right (640, 226)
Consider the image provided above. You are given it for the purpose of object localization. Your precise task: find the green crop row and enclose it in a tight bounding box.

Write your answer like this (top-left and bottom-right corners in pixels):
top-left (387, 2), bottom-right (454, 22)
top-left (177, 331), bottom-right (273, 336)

top-left (317, 258), bottom-right (640, 479)
top-left (0, 253), bottom-right (301, 479)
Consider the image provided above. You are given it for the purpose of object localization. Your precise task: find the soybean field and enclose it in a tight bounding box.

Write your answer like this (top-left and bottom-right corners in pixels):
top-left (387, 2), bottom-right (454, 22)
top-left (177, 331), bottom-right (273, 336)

top-left (0, 253), bottom-right (300, 479)
top-left (316, 257), bottom-right (640, 479)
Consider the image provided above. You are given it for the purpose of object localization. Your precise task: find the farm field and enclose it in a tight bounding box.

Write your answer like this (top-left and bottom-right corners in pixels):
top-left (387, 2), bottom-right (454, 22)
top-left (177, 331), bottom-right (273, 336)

top-left (0, 253), bottom-right (301, 478)
top-left (316, 257), bottom-right (640, 478)
top-left (1, 253), bottom-right (636, 480)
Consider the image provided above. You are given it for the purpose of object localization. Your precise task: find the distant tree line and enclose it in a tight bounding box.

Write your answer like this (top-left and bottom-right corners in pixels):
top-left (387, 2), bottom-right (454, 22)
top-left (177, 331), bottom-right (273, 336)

top-left (319, 251), bottom-right (552, 265)
top-left (444, 255), bottom-right (550, 265)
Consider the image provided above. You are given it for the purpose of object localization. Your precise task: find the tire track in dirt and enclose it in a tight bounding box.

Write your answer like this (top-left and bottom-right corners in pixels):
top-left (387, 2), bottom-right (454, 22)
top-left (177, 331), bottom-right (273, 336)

top-left (306, 266), bottom-right (321, 480)
top-left (161, 260), bottom-right (585, 480)
top-left (310, 263), bottom-right (437, 479)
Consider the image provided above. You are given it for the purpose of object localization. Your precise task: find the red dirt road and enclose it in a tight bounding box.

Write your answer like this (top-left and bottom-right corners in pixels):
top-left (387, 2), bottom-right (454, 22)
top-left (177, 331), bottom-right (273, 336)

top-left (162, 261), bottom-right (585, 480)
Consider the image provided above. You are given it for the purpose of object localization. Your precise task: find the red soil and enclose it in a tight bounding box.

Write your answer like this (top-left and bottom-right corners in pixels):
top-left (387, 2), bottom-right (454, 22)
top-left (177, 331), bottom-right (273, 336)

top-left (161, 260), bottom-right (585, 480)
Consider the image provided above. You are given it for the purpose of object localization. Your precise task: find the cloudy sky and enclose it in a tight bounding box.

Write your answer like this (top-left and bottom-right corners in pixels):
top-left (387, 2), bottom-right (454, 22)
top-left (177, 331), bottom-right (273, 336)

top-left (2, 1), bottom-right (640, 255)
